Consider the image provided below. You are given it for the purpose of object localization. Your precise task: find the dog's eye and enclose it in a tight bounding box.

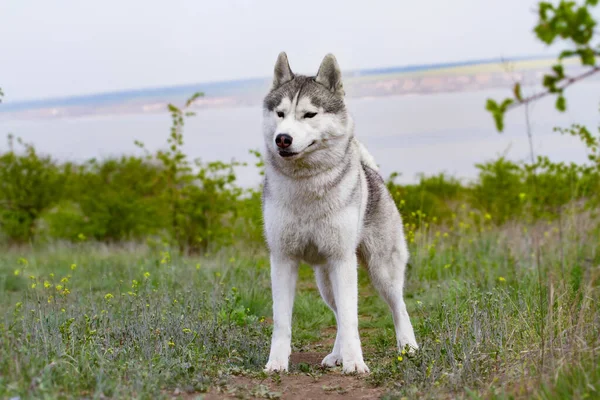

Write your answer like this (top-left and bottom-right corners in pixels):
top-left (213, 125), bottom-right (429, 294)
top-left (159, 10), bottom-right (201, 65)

top-left (303, 112), bottom-right (317, 119)
top-left (276, 111), bottom-right (285, 118)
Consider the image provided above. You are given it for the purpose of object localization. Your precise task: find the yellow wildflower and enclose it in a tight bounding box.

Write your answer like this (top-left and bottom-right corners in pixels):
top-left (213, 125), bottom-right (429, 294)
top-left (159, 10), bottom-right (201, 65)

top-left (44, 281), bottom-right (52, 289)
top-left (14, 269), bottom-right (20, 276)
top-left (104, 293), bottom-right (114, 301)
top-left (498, 276), bottom-right (506, 283)
top-left (70, 264), bottom-right (77, 271)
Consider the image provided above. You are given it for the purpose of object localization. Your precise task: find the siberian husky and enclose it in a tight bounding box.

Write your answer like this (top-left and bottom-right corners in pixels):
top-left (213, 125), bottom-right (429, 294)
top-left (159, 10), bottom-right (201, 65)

top-left (262, 52), bottom-right (418, 373)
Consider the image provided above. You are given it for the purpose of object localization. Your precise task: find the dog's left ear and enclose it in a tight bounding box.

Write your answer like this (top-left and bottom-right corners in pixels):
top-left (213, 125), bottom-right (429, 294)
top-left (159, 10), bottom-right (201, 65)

top-left (315, 53), bottom-right (344, 95)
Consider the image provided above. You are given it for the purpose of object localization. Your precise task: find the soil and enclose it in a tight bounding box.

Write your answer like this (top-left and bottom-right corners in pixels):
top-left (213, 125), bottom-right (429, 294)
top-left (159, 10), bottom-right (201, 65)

top-left (179, 352), bottom-right (386, 400)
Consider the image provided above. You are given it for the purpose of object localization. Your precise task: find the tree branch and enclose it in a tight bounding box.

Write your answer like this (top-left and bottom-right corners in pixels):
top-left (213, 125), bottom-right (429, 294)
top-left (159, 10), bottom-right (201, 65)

top-left (507, 65), bottom-right (600, 111)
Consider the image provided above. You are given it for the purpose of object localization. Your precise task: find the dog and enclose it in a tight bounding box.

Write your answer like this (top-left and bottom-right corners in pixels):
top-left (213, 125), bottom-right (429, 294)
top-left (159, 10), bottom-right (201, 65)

top-left (261, 52), bottom-right (418, 373)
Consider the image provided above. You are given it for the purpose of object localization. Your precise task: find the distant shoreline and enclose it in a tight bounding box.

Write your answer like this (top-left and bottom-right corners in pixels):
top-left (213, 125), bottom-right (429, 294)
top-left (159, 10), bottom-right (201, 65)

top-left (1, 55), bottom-right (591, 121)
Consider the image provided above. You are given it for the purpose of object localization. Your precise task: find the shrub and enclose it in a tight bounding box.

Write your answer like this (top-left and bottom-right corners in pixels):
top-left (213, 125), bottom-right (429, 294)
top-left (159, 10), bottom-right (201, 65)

top-left (0, 135), bottom-right (64, 243)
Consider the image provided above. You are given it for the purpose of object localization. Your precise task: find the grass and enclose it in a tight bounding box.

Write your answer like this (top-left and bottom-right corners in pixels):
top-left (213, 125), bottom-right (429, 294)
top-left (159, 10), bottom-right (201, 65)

top-left (1, 208), bottom-right (599, 399)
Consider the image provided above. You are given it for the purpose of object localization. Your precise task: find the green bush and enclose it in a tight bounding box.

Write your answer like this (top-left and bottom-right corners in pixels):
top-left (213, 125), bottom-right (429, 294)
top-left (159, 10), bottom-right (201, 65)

top-left (0, 135), bottom-right (64, 243)
top-left (387, 173), bottom-right (466, 226)
top-left (0, 95), bottom-right (264, 253)
top-left (65, 157), bottom-right (164, 242)
top-left (471, 157), bottom-right (525, 224)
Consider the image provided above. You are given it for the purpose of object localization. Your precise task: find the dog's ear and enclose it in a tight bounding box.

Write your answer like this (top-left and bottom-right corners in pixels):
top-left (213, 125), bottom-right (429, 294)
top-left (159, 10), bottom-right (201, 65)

top-left (272, 52), bottom-right (294, 90)
top-left (315, 53), bottom-right (344, 95)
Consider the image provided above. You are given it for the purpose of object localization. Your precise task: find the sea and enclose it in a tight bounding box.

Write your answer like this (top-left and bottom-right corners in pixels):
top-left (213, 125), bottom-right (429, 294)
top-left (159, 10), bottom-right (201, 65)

top-left (1, 84), bottom-right (598, 187)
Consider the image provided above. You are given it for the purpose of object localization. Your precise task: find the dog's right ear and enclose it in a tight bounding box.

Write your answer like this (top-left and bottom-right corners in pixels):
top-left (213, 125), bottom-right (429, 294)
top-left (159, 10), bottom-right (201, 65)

top-left (272, 52), bottom-right (294, 90)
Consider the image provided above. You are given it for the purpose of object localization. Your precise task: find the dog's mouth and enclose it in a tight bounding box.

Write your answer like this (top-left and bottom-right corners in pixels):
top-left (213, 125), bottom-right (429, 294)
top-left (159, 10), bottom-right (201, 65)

top-left (278, 141), bottom-right (316, 158)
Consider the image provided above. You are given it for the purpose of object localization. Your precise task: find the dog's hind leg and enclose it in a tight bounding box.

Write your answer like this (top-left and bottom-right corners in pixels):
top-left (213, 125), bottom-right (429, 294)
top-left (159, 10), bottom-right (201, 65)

top-left (365, 244), bottom-right (418, 353)
top-left (314, 266), bottom-right (342, 367)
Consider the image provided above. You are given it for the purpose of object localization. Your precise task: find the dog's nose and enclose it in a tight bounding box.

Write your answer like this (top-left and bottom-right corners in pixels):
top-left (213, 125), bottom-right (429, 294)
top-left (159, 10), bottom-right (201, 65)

top-left (275, 133), bottom-right (293, 149)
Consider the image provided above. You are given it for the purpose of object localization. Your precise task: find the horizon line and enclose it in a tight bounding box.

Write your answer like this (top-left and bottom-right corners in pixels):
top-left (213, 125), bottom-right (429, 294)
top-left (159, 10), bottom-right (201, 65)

top-left (1, 54), bottom-right (554, 110)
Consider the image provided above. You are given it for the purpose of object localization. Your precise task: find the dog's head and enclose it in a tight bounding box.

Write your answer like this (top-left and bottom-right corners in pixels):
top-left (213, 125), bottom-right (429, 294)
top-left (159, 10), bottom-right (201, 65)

top-left (263, 52), bottom-right (352, 173)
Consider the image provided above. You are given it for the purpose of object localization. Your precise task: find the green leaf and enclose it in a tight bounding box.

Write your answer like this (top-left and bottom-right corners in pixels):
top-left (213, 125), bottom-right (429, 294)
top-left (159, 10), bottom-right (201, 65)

top-left (513, 83), bottom-right (523, 102)
top-left (485, 99), bottom-right (499, 113)
top-left (500, 98), bottom-right (514, 111)
top-left (559, 50), bottom-right (576, 59)
top-left (486, 99), bottom-right (513, 132)
top-left (534, 24), bottom-right (557, 44)
top-left (538, 2), bottom-right (554, 20)
top-left (578, 47), bottom-right (596, 66)
top-left (543, 74), bottom-right (559, 92)
top-left (185, 92), bottom-right (204, 108)
top-left (552, 64), bottom-right (565, 78)
top-left (556, 95), bottom-right (567, 112)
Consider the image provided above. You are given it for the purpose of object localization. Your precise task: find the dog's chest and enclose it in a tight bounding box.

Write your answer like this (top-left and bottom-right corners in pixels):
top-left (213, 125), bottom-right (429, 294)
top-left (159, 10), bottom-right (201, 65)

top-left (265, 187), bottom-right (359, 264)
top-left (277, 214), bottom-right (335, 264)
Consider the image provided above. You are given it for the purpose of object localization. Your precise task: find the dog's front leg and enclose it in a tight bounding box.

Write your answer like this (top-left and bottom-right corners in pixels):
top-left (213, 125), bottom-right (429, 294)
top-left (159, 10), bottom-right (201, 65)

top-left (329, 255), bottom-right (369, 373)
top-left (264, 255), bottom-right (299, 372)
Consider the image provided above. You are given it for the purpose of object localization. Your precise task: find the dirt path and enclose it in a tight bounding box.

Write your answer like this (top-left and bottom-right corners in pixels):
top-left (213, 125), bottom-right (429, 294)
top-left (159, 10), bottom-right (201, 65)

top-left (198, 352), bottom-right (385, 400)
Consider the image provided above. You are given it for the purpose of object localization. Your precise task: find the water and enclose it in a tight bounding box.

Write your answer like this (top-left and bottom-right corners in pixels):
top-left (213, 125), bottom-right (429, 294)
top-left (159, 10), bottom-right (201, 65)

top-left (2, 84), bottom-right (598, 187)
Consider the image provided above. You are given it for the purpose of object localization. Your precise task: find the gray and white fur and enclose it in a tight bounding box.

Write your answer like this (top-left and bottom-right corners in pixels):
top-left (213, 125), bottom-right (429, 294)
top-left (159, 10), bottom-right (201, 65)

top-left (262, 52), bottom-right (418, 374)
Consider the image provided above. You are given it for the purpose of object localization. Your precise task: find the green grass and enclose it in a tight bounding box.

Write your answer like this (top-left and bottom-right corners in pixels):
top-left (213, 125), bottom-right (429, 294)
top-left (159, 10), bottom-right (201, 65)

top-left (1, 210), bottom-right (599, 399)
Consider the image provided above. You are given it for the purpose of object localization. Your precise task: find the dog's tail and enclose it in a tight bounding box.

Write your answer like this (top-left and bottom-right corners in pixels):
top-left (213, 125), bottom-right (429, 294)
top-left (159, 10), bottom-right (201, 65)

top-left (354, 138), bottom-right (379, 171)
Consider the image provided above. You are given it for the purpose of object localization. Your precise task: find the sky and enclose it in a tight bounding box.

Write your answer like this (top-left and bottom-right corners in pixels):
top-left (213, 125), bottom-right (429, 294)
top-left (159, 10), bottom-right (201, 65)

top-left (0, 0), bottom-right (564, 102)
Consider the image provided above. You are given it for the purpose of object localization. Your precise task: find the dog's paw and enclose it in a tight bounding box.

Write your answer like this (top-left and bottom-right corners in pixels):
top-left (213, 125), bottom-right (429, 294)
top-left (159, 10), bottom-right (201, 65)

top-left (342, 360), bottom-right (370, 374)
top-left (321, 353), bottom-right (342, 368)
top-left (398, 341), bottom-right (419, 356)
top-left (264, 359), bottom-right (288, 373)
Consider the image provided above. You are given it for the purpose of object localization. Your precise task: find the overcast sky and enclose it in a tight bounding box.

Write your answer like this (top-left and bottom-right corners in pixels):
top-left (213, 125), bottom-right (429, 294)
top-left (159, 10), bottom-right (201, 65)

top-left (0, 0), bottom-right (570, 101)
